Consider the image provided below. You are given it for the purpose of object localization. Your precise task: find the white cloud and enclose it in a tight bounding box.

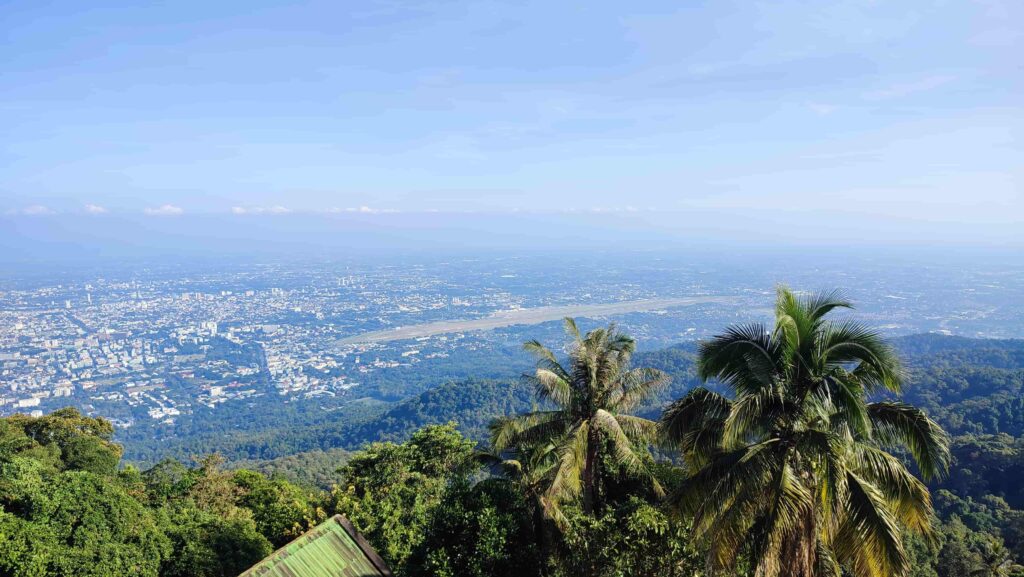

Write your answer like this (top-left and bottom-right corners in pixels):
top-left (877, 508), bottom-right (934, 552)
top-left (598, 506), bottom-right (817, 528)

top-left (9, 205), bottom-right (56, 216)
top-left (84, 203), bottom-right (108, 214)
top-left (232, 205), bottom-right (291, 215)
top-left (143, 204), bottom-right (184, 216)
top-left (342, 206), bottom-right (397, 214)
top-left (322, 206), bottom-right (399, 214)
top-left (588, 206), bottom-right (645, 214)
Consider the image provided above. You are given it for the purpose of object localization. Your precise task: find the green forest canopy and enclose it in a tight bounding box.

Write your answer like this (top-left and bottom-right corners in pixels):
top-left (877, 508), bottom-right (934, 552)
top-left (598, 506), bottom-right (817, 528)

top-left (2, 290), bottom-right (1024, 577)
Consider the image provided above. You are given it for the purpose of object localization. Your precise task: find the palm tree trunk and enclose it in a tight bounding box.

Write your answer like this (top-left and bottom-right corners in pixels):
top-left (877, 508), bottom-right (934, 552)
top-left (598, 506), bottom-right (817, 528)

top-left (779, 512), bottom-right (817, 577)
top-left (532, 496), bottom-right (550, 577)
top-left (583, 426), bottom-right (599, 515)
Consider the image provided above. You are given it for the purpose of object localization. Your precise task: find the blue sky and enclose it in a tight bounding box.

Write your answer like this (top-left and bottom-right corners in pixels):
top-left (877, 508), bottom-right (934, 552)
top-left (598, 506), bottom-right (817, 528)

top-left (1, 0), bottom-right (1021, 248)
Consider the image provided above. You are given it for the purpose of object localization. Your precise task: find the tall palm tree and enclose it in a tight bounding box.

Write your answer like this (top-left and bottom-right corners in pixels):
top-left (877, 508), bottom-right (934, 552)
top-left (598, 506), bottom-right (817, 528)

top-left (491, 318), bottom-right (669, 515)
top-left (660, 287), bottom-right (949, 577)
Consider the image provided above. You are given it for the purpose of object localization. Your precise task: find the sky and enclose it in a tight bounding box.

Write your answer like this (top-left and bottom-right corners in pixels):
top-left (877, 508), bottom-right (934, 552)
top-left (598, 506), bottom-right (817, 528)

top-left (1, 0), bottom-right (1021, 256)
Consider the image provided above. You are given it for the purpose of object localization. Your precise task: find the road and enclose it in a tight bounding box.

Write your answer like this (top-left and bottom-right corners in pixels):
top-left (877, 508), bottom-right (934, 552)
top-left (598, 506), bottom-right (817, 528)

top-left (336, 296), bottom-right (736, 344)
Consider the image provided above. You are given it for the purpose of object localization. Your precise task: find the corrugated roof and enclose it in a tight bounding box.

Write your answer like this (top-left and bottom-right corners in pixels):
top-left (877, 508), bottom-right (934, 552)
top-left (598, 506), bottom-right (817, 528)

top-left (239, 515), bottom-right (392, 577)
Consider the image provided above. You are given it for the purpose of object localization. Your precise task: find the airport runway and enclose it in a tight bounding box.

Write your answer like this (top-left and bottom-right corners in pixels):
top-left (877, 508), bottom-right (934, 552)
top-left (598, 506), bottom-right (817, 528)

top-left (337, 296), bottom-right (736, 344)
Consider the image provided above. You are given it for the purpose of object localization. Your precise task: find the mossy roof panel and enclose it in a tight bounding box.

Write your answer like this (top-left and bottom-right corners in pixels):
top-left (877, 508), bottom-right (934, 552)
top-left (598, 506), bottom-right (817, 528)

top-left (239, 515), bottom-right (391, 577)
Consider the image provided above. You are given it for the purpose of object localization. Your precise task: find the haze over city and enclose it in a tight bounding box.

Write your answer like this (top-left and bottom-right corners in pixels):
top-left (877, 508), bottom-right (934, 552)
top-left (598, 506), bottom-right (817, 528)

top-left (3, 0), bottom-right (1021, 261)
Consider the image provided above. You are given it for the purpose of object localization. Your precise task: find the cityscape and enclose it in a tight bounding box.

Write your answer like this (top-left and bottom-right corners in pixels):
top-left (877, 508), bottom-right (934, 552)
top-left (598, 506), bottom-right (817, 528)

top-left (4, 252), bottom-right (1022, 448)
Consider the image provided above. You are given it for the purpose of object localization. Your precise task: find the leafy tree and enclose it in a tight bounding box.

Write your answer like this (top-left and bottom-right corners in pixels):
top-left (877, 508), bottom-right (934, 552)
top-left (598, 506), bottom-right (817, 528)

top-left (0, 409), bottom-right (120, 475)
top-left (232, 469), bottom-right (324, 546)
top-left (156, 504), bottom-right (272, 577)
top-left (491, 319), bottom-right (668, 515)
top-left (555, 496), bottom-right (704, 577)
top-left (0, 461), bottom-right (170, 577)
top-left (477, 443), bottom-right (564, 567)
top-left (408, 479), bottom-right (541, 577)
top-left (972, 536), bottom-right (1020, 577)
top-left (184, 454), bottom-right (245, 519)
top-left (661, 287), bottom-right (950, 577)
top-left (0, 511), bottom-right (52, 577)
top-left (937, 517), bottom-right (990, 577)
top-left (327, 423), bottom-right (477, 574)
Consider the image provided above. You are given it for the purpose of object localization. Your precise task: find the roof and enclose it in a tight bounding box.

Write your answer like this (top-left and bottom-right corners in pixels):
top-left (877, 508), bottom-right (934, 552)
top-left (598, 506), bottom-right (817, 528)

top-left (239, 515), bottom-right (392, 577)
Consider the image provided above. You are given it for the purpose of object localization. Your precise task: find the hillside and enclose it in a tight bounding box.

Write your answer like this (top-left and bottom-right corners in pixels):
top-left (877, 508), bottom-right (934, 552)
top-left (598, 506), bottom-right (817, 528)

top-left (126, 334), bottom-right (1024, 466)
top-left (4, 332), bottom-right (1024, 577)
top-left (245, 334), bottom-right (1024, 506)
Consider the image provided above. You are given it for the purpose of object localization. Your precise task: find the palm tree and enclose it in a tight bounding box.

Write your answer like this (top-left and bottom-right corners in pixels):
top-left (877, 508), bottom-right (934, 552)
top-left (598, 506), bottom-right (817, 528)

top-left (660, 287), bottom-right (949, 577)
top-left (490, 318), bottom-right (669, 515)
top-left (972, 538), bottom-right (1019, 577)
top-left (477, 443), bottom-right (562, 572)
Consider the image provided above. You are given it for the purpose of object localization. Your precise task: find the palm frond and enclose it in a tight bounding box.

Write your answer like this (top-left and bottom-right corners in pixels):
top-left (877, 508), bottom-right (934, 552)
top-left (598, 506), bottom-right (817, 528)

top-left (612, 413), bottom-right (659, 446)
top-left (545, 421), bottom-right (589, 503)
top-left (690, 444), bottom-right (785, 572)
top-left (659, 387), bottom-right (731, 463)
top-left (668, 439), bottom-right (780, 523)
top-left (819, 320), bottom-right (903, 392)
top-left (722, 386), bottom-right (793, 448)
top-left (833, 471), bottom-right (908, 577)
top-left (593, 409), bottom-right (664, 497)
top-left (802, 289), bottom-right (854, 323)
top-left (816, 539), bottom-right (843, 577)
top-left (489, 411), bottom-right (569, 451)
top-left (609, 367), bottom-right (670, 411)
top-left (747, 462), bottom-right (815, 577)
top-left (523, 340), bottom-right (571, 381)
top-left (868, 402), bottom-right (950, 481)
top-left (562, 317), bottom-right (581, 341)
top-left (697, 323), bottom-right (780, 394)
top-left (795, 428), bottom-right (848, 528)
top-left (526, 368), bottom-right (572, 408)
top-left (851, 445), bottom-right (933, 536)
top-left (814, 371), bottom-right (871, 440)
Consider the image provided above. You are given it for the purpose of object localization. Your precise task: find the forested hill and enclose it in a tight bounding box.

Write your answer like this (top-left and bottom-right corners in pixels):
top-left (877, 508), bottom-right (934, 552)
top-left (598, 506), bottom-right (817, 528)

top-left (128, 333), bottom-right (1024, 468)
top-left (243, 332), bottom-right (1024, 576)
top-left (3, 332), bottom-right (1024, 576)
top-left (230, 333), bottom-right (1024, 486)
top-left (896, 334), bottom-right (1024, 436)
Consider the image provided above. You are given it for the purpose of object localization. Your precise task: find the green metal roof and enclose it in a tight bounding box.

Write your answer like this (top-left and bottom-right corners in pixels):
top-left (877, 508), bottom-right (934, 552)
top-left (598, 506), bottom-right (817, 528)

top-left (239, 515), bottom-right (392, 577)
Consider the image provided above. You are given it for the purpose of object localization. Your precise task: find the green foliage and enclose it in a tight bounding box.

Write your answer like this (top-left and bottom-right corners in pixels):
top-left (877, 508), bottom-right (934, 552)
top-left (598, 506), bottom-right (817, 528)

top-left (408, 479), bottom-right (541, 577)
top-left (3, 320), bottom-right (1024, 577)
top-left (0, 511), bottom-right (51, 577)
top-left (231, 469), bottom-right (325, 546)
top-left (491, 319), bottom-right (669, 515)
top-left (557, 497), bottom-right (703, 577)
top-left (229, 447), bottom-right (352, 490)
top-left (0, 409), bottom-right (320, 577)
top-left (0, 462), bottom-right (170, 577)
top-left (0, 408), bottom-right (121, 476)
top-left (326, 423), bottom-right (478, 574)
top-left (156, 505), bottom-right (272, 577)
top-left (662, 288), bottom-right (949, 577)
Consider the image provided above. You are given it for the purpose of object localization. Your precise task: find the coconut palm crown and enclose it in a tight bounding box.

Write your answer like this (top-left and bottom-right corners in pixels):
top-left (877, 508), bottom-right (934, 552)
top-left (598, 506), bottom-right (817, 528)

top-left (660, 287), bottom-right (950, 577)
top-left (490, 318), bottom-right (669, 515)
